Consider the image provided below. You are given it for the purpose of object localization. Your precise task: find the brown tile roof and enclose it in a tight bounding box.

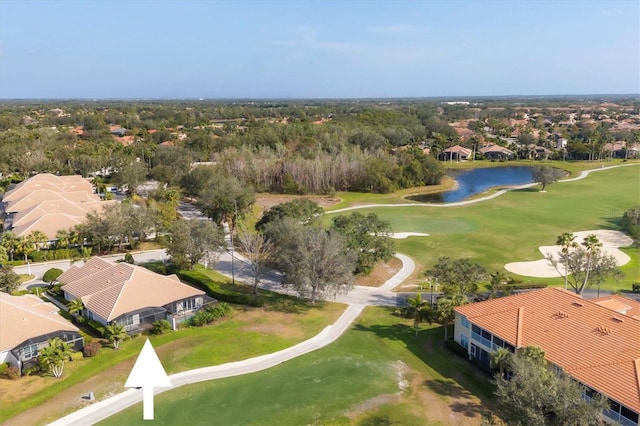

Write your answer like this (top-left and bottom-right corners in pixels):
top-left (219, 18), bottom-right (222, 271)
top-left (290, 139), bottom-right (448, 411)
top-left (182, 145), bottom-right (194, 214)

top-left (592, 295), bottom-right (640, 318)
top-left (6, 190), bottom-right (99, 213)
top-left (479, 144), bottom-right (514, 155)
top-left (442, 145), bottom-right (472, 155)
top-left (60, 258), bottom-right (204, 321)
top-left (455, 288), bottom-right (640, 412)
top-left (0, 293), bottom-right (78, 352)
top-left (3, 174), bottom-right (92, 203)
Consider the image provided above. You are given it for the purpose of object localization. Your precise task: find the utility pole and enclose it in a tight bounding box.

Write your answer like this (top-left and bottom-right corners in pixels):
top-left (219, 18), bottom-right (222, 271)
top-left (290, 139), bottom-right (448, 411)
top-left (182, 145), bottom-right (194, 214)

top-left (230, 200), bottom-right (238, 285)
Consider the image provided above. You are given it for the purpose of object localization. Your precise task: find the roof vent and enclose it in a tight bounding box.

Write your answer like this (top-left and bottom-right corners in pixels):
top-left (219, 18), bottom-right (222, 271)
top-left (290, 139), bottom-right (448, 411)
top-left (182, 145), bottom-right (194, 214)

top-left (555, 311), bottom-right (570, 318)
top-left (611, 317), bottom-right (624, 323)
top-left (572, 302), bottom-right (584, 307)
top-left (595, 325), bottom-right (613, 335)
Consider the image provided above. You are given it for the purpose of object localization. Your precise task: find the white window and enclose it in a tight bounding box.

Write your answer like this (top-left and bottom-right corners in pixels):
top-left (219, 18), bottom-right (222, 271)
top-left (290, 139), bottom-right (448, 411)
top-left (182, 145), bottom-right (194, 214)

top-left (183, 299), bottom-right (196, 311)
top-left (23, 343), bottom-right (39, 360)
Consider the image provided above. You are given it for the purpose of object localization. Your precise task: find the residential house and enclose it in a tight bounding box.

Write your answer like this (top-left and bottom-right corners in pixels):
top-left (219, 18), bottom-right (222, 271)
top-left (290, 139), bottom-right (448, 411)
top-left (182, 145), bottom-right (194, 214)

top-left (603, 141), bottom-right (633, 159)
top-left (59, 257), bottom-right (212, 332)
top-left (1, 173), bottom-right (112, 241)
top-left (478, 144), bottom-right (514, 161)
top-left (454, 288), bottom-right (640, 426)
top-left (525, 144), bottom-right (553, 160)
top-left (0, 293), bottom-right (83, 374)
top-left (109, 125), bottom-right (126, 137)
top-left (440, 145), bottom-right (472, 161)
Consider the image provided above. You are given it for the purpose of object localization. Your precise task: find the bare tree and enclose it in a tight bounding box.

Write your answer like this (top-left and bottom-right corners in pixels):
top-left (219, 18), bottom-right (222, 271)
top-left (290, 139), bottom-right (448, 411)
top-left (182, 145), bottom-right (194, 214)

top-left (547, 236), bottom-right (623, 295)
top-left (278, 226), bottom-right (356, 304)
top-left (237, 229), bottom-right (274, 295)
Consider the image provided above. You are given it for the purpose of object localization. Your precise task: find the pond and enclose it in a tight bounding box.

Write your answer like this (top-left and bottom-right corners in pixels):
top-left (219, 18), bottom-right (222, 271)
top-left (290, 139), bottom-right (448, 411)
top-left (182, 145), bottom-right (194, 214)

top-left (408, 166), bottom-right (535, 203)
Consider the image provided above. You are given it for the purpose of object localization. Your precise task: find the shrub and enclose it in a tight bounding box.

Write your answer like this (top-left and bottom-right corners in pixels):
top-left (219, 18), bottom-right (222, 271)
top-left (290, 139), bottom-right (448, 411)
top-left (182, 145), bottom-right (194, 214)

top-left (23, 365), bottom-right (40, 376)
top-left (633, 283), bottom-right (640, 294)
top-left (445, 339), bottom-right (469, 359)
top-left (69, 351), bottom-right (84, 361)
top-left (190, 302), bottom-right (232, 327)
top-left (0, 363), bottom-right (9, 375)
top-left (6, 366), bottom-right (20, 380)
top-left (151, 320), bottom-right (172, 335)
top-left (82, 341), bottom-right (101, 357)
top-left (43, 268), bottom-right (63, 284)
top-left (123, 252), bottom-right (135, 264)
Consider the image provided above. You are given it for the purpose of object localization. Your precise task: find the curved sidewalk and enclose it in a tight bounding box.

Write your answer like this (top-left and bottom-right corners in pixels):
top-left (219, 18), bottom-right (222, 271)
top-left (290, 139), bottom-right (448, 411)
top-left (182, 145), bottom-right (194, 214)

top-left (48, 303), bottom-right (365, 426)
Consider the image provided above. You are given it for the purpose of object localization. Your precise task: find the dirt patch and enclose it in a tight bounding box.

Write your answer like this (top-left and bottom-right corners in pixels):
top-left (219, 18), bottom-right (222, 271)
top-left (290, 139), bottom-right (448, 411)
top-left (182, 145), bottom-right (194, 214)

top-left (254, 194), bottom-right (340, 214)
top-left (356, 257), bottom-right (403, 287)
top-left (239, 309), bottom-right (305, 340)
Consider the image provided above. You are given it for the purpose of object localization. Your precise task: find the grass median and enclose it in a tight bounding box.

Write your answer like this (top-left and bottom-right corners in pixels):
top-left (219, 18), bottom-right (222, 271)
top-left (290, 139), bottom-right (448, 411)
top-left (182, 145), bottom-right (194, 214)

top-left (99, 306), bottom-right (495, 426)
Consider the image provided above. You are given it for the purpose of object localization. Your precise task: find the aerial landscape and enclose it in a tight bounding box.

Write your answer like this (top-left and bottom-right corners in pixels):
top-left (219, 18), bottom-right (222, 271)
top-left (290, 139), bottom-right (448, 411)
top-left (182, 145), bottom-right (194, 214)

top-left (0, 1), bottom-right (639, 425)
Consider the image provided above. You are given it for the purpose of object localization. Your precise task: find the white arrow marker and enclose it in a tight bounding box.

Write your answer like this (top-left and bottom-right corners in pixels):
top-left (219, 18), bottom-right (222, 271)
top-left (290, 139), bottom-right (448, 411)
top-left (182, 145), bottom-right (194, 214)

top-left (125, 339), bottom-right (172, 420)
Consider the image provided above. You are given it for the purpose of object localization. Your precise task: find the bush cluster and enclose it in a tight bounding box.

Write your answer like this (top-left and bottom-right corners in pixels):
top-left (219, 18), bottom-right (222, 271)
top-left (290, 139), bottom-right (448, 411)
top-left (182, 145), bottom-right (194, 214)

top-left (0, 362), bottom-right (9, 375)
top-left (6, 366), bottom-right (20, 380)
top-left (29, 248), bottom-right (82, 263)
top-left (190, 302), bottom-right (232, 327)
top-left (82, 341), bottom-right (101, 357)
top-left (151, 320), bottom-right (172, 335)
top-left (69, 351), bottom-right (84, 361)
top-left (23, 365), bottom-right (40, 376)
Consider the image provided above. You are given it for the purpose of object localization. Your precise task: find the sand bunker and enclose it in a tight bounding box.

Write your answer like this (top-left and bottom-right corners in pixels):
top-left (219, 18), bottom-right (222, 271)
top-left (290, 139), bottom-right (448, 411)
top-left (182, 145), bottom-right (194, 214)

top-left (390, 232), bottom-right (430, 239)
top-left (505, 230), bottom-right (633, 278)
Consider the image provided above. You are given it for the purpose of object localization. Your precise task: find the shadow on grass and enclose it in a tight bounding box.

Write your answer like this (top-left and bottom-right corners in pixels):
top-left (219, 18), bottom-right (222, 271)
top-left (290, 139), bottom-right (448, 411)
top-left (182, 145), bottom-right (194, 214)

top-left (511, 187), bottom-right (539, 193)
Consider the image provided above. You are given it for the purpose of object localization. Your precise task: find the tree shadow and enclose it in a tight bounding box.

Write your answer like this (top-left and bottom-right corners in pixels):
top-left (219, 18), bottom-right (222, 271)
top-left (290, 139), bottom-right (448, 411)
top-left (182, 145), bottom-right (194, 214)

top-left (511, 187), bottom-right (539, 193)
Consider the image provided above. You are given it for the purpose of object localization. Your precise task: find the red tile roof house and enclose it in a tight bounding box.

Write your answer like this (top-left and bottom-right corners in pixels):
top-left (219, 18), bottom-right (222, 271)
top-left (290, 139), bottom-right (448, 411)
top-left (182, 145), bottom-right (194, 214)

top-left (0, 293), bottom-right (83, 375)
top-left (58, 257), bottom-right (213, 332)
top-left (454, 288), bottom-right (640, 426)
top-left (439, 145), bottom-right (473, 161)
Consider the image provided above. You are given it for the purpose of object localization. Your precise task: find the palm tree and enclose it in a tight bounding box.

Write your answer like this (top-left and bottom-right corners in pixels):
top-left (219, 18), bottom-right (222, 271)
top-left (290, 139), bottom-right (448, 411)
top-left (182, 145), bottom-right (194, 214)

top-left (55, 229), bottom-right (70, 250)
top-left (406, 293), bottom-right (432, 336)
top-left (581, 234), bottom-right (603, 295)
top-left (105, 323), bottom-right (127, 349)
top-left (435, 293), bottom-right (466, 342)
top-left (490, 347), bottom-right (513, 378)
top-left (29, 230), bottom-right (48, 251)
top-left (38, 337), bottom-right (73, 378)
top-left (16, 235), bottom-right (36, 263)
top-left (1, 231), bottom-right (19, 261)
top-left (67, 299), bottom-right (84, 317)
top-left (556, 232), bottom-right (578, 290)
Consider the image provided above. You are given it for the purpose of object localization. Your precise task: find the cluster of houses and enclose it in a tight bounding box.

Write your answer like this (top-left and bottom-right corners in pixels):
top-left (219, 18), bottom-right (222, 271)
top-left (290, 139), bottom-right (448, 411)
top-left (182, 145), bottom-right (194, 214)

top-left (454, 288), bottom-right (640, 426)
top-left (0, 257), bottom-right (211, 375)
top-left (1, 173), bottom-right (116, 241)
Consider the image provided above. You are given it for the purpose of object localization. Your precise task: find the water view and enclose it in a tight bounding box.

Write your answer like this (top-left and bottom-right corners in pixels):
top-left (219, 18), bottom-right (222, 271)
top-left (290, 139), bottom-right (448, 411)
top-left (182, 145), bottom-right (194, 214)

top-left (409, 166), bottom-right (535, 203)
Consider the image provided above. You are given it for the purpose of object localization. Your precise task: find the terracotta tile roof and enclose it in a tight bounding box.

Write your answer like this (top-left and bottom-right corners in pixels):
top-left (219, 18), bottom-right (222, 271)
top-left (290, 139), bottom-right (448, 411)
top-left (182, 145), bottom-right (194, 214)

top-left (0, 293), bottom-right (78, 352)
top-left (455, 288), bottom-right (640, 412)
top-left (442, 145), bottom-right (472, 155)
top-left (479, 144), bottom-right (514, 155)
top-left (60, 258), bottom-right (204, 321)
top-left (592, 295), bottom-right (640, 318)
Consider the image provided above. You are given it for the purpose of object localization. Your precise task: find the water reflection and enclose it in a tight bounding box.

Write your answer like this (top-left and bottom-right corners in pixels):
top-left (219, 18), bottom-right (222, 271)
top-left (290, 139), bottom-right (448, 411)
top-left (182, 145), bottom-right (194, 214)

top-left (408, 166), bottom-right (535, 203)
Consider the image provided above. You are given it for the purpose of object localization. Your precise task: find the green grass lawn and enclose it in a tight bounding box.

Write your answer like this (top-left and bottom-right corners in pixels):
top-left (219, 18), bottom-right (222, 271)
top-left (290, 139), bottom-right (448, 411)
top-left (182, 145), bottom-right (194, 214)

top-left (0, 276), bottom-right (345, 424)
top-left (326, 164), bottom-right (640, 290)
top-left (99, 307), bottom-right (495, 426)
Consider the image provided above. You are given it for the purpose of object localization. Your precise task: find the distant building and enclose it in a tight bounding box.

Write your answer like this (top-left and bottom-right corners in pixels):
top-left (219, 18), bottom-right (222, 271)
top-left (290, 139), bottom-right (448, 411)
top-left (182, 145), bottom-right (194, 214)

top-left (439, 145), bottom-right (472, 161)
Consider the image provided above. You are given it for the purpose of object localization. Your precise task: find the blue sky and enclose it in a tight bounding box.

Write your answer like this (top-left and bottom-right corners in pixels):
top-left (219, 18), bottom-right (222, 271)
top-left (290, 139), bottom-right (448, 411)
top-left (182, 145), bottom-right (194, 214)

top-left (0, 0), bottom-right (638, 99)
